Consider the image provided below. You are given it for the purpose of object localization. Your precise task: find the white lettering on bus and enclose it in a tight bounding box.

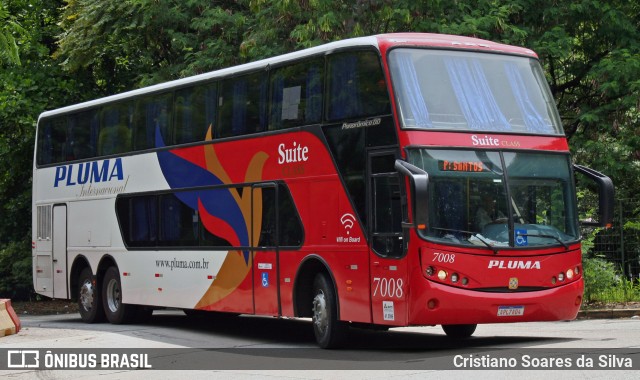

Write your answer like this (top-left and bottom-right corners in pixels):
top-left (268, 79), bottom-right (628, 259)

top-left (54, 158), bottom-right (124, 187)
top-left (471, 135), bottom-right (522, 147)
top-left (471, 135), bottom-right (500, 146)
top-left (277, 142), bottom-right (309, 164)
top-left (488, 260), bottom-right (541, 270)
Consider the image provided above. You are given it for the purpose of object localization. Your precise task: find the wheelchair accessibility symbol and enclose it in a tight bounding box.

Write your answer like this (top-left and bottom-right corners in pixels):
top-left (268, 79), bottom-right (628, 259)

top-left (515, 229), bottom-right (528, 247)
top-left (261, 272), bottom-right (269, 287)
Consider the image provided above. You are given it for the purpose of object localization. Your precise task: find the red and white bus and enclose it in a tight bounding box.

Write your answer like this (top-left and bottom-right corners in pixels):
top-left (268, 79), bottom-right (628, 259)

top-left (33, 33), bottom-right (613, 348)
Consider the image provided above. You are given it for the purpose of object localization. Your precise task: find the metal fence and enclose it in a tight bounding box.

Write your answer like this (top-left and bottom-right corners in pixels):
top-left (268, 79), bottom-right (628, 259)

top-left (586, 198), bottom-right (640, 281)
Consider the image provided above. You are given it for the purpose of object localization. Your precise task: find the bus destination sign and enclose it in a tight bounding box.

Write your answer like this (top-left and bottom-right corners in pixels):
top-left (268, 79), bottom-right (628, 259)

top-left (438, 160), bottom-right (486, 172)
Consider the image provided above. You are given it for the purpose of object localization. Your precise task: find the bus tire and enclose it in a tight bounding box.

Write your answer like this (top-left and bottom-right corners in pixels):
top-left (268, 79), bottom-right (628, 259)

top-left (102, 266), bottom-right (138, 324)
top-left (312, 273), bottom-right (347, 349)
top-left (442, 324), bottom-right (477, 338)
top-left (77, 267), bottom-right (105, 323)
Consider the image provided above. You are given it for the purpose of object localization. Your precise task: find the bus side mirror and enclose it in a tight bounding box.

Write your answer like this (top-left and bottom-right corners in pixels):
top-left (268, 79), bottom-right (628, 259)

top-left (573, 164), bottom-right (614, 228)
top-left (395, 160), bottom-right (429, 229)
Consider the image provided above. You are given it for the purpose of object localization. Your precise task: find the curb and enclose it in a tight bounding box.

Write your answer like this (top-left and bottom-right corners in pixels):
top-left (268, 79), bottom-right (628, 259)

top-left (577, 308), bottom-right (640, 320)
top-left (0, 299), bottom-right (21, 337)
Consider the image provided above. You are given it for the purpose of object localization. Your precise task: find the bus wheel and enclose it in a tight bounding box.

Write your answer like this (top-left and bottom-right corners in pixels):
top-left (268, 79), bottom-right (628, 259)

top-left (442, 324), bottom-right (477, 338)
top-left (77, 267), bottom-right (105, 323)
top-left (312, 273), bottom-right (347, 348)
top-left (102, 266), bottom-right (137, 324)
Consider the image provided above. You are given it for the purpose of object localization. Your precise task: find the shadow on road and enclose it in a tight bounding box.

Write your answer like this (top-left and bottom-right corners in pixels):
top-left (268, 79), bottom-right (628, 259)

top-left (39, 309), bottom-right (577, 351)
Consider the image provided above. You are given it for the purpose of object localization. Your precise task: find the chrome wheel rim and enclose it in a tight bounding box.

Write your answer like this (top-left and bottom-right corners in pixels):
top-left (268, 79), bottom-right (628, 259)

top-left (105, 278), bottom-right (121, 313)
top-left (79, 279), bottom-right (95, 311)
top-left (312, 290), bottom-right (328, 335)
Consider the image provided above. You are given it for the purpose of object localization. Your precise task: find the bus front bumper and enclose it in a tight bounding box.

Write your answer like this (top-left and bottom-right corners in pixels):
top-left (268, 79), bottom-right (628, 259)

top-left (408, 278), bottom-right (584, 326)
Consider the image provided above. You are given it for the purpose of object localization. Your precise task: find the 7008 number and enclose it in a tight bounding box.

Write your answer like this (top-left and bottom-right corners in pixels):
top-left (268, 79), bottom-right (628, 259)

top-left (433, 252), bottom-right (455, 263)
top-left (372, 277), bottom-right (403, 298)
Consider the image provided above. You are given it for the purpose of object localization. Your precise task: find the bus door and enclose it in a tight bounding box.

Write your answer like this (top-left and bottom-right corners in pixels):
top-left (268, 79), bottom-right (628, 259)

top-left (251, 183), bottom-right (280, 316)
top-left (52, 205), bottom-right (69, 298)
top-left (368, 151), bottom-right (408, 325)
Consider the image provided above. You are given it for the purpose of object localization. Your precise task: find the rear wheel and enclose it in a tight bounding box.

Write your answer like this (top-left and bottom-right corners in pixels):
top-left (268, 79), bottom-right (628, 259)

top-left (77, 267), bottom-right (105, 323)
top-left (312, 273), bottom-right (348, 348)
top-left (442, 324), bottom-right (477, 338)
top-left (102, 266), bottom-right (139, 324)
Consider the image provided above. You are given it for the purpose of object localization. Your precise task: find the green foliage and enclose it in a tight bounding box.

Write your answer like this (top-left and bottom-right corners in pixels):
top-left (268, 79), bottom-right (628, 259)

top-left (0, 240), bottom-right (32, 299)
top-left (0, 0), bottom-right (90, 300)
top-left (0, 1), bottom-right (26, 65)
top-left (581, 226), bottom-right (640, 304)
top-left (582, 255), bottom-right (620, 303)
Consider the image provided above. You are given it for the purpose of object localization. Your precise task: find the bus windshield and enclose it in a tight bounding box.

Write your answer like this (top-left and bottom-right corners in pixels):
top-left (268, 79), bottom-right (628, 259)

top-left (388, 48), bottom-right (563, 135)
top-left (407, 149), bottom-right (580, 248)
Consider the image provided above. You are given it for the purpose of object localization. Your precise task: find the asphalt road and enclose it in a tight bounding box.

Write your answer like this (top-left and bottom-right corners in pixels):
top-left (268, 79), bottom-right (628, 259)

top-left (1, 310), bottom-right (639, 379)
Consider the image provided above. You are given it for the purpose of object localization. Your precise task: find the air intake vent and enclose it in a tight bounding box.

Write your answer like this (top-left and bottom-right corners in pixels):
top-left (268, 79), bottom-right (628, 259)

top-left (37, 205), bottom-right (52, 241)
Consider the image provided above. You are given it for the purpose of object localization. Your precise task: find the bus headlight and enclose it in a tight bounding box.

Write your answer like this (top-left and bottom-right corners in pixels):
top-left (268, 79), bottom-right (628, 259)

top-left (437, 270), bottom-right (447, 281)
top-left (566, 269), bottom-right (574, 280)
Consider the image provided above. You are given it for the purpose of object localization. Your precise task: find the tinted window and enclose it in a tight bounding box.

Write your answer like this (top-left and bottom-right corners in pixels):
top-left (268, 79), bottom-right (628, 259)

top-left (99, 102), bottom-right (133, 156)
top-left (218, 72), bottom-right (267, 138)
top-left (257, 184), bottom-right (304, 247)
top-left (175, 84), bottom-right (216, 144)
top-left (134, 93), bottom-right (172, 150)
top-left (269, 59), bottom-right (323, 130)
top-left (327, 51), bottom-right (390, 121)
top-left (117, 184), bottom-right (302, 249)
top-left (37, 117), bottom-right (68, 165)
top-left (370, 154), bottom-right (404, 257)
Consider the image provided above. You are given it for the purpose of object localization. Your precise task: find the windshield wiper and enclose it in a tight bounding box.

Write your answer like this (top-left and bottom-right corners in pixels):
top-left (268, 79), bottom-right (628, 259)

top-left (432, 227), bottom-right (500, 254)
top-left (516, 233), bottom-right (569, 249)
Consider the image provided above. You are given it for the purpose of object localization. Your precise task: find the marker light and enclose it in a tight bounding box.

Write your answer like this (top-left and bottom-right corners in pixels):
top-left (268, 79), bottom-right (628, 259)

top-left (558, 272), bottom-right (565, 282)
top-left (551, 276), bottom-right (557, 285)
top-left (461, 277), bottom-right (469, 286)
top-left (575, 266), bottom-right (580, 275)
top-left (437, 270), bottom-right (448, 281)
top-left (451, 273), bottom-right (459, 283)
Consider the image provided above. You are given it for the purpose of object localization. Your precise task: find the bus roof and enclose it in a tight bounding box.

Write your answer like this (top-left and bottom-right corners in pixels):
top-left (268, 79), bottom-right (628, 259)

top-left (375, 33), bottom-right (537, 58)
top-left (38, 33), bottom-right (537, 120)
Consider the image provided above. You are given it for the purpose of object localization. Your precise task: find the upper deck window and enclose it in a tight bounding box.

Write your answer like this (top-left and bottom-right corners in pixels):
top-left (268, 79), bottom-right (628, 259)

top-left (327, 50), bottom-right (390, 121)
top-left (388, 49), bottom-right (563, 135)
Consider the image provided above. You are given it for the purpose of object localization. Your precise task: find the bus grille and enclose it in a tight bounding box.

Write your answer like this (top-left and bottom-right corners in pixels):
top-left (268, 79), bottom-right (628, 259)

top-left (37, 205), bottom-right (52, 241)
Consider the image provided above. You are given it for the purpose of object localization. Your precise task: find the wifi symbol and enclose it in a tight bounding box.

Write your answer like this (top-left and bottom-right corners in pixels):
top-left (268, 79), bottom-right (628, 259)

top-left (340, 213), bottom-right (356, 235)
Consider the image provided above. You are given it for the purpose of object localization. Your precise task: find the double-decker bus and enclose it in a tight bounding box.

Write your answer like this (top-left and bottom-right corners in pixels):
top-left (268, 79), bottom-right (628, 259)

top-left (33, 33), bottom-right (613, 348)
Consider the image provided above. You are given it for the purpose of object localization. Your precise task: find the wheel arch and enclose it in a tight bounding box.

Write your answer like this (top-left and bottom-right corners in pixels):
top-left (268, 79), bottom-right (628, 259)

top-left (96, 255), bottom-right (118, 292)
top-left (69, 255), bottom-right (91, 301)
top-left (293, 255), bottom-right (339, 318)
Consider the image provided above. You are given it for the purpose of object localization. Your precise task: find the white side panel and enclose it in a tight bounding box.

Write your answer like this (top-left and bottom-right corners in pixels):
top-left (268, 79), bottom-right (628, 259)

top-left (68, 199), bottom-right (113, 247)
top-left (116, 250), bottom-right (229, 308)
top-left (35, 255), bottom-right (52, 297)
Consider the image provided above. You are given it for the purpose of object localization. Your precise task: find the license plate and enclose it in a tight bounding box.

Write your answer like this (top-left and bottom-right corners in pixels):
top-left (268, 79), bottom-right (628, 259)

top-left (497, 306), bottom-right (525, 316)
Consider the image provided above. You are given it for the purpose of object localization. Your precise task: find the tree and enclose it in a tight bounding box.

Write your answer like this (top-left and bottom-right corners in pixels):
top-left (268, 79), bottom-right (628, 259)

top-left (56, 0), bottom-right (253, 90)
top-left (0, 0), bottom-right (26, 65)
top-left (0, 0), bottom-right (90, 298)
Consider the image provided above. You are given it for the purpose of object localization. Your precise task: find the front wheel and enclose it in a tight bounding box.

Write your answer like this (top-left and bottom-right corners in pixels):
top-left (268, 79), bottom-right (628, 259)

top-left (77, 267), bottom-right (105, 323)
top-left (442, 324), bottom-right (477, 338)
top-left (102, 266), bottom-right (139, 324)
top-left (312, 273), bottom-right (348, 348)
